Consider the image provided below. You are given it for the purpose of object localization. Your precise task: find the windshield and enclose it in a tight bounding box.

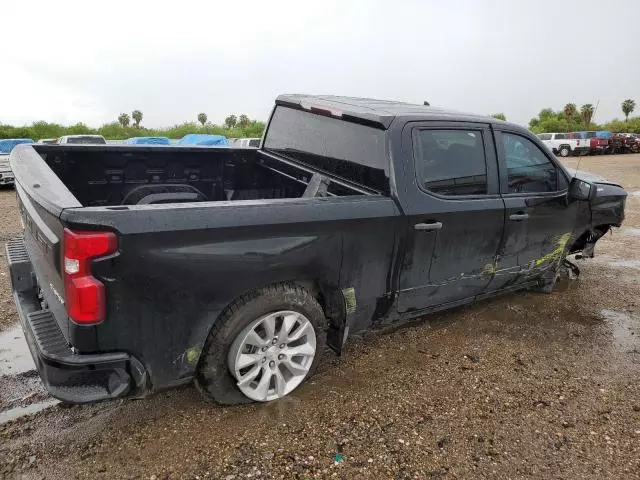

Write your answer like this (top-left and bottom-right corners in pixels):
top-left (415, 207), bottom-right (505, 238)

top-left (65, 136), bottom-right (106, 144)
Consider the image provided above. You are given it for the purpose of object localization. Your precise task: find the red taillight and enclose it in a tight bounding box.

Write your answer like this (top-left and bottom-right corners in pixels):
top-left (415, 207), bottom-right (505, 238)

top-left (63, 229), bottom-right (117, 324)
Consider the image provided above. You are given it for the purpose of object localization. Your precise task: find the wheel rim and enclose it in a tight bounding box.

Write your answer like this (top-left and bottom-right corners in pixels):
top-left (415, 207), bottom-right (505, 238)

top-left (228, 310), bottom-right (317, 402)
top-left (561, 148), bottom-right (568, 157)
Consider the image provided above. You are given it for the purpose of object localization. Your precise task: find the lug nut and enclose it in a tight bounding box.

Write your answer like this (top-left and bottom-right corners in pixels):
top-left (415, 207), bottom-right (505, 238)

top-left (262, 357), bottom-right (267, 363)
top-left (272, 338), bottom-right (278, 345)
top-left (269, 360), bottom-right (276, 368)
top-left (279, 343), bottom-right (285, 349)
top-left (278, 354), bottom-right (285, 360)
top-left (261, 347), bottom-right (268, 352)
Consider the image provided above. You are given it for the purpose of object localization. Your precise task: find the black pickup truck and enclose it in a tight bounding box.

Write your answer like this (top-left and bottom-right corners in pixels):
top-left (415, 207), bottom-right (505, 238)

top-left (7, 95), bottom-right (626, 405)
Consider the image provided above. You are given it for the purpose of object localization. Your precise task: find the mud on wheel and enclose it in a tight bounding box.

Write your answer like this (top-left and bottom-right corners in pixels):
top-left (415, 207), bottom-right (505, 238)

top-left (195, 283), bottom-right (327, 405)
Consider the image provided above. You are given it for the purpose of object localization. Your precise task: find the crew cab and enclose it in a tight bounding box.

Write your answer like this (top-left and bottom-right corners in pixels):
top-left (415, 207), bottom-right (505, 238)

top-left (536, 132), bottom-right (590, 157)
top-left (7, 95), bottom-right (627, 405)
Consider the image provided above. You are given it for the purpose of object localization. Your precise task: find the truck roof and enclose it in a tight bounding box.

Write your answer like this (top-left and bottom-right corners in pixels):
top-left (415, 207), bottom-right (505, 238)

top-left (276, 94), bottom-right (500, 130)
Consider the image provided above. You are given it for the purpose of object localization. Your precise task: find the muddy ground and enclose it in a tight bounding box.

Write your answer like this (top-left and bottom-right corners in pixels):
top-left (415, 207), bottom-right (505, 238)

top-left (1, 155), bottom-right (640, 479)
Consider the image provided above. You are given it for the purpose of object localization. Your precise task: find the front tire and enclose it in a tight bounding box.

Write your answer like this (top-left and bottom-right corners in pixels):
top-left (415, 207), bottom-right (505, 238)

top-left (195, 283), bottom-right (327, 405)
top-left (559, 146), bottom-right (570, 157)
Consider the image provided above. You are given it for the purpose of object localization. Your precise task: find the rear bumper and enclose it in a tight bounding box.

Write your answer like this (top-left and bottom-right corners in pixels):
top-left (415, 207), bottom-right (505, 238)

top-left (6, 236), bottom-right (147, 404)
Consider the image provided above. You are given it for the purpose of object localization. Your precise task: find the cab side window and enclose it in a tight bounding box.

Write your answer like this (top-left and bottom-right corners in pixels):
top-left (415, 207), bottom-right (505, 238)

top-left (502, 133), bottom-right (566, 194)
top-left (412, 129), bottom-right (487, 196)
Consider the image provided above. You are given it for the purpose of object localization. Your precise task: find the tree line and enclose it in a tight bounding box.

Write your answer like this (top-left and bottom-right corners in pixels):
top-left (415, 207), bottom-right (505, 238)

top-left (1, 100), bottom-right (637, 140)
top-left (528, 99), bottom-right (637, 134)
top-left (0, 111), bottom-right (265, 140)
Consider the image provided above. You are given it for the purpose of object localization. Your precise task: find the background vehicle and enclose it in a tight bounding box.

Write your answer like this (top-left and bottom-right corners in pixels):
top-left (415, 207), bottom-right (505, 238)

top-left (37, 138), bottom-right (58, 145)
top-left (0, 139), bottom-right (34, 186)
top-left (122, 136), bottom-right (171, 145)
top-left (229, 138), bottom-right (261, 148)
top-left (617, 133), bottom-right (640, 153)
top-left (177, 134), bottom-right (229, 146)
top-left (56, 135), bottom-right (107, 145)
top-left (7, 95), bottom-right (626, 406)
top-left (569, 131), bottom-right (611, 155)
top-left (536, 132), bottom-right (589, 157)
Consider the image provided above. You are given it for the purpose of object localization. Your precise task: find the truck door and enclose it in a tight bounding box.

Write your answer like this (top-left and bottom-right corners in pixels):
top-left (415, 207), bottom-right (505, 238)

top-left (486, 129), bottom-right (577, 292)
top-left (396, 122), bottom-right (504, 313)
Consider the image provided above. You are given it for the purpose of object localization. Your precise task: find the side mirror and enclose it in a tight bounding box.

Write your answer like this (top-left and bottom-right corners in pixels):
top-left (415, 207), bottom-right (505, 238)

top-left (569, 177), bottom-right (593, 201)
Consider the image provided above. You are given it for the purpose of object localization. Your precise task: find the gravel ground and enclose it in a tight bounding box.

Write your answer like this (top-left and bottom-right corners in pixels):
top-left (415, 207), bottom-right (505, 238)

top-left (0, 187), bottom-right (22, 332)
top-left (1, 155), bottom-right (640, 479)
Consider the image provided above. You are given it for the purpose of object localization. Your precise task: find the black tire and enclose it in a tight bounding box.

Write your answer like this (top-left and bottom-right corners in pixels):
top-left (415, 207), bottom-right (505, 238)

top-left (195, 283), bottom-right (327, 405)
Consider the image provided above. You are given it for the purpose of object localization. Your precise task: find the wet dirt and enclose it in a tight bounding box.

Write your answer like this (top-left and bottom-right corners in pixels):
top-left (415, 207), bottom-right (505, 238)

top-left (0, 326), bottom-right (35, 377)
top-left (1, 156), bottom-right (640, 479)
top-left (0, 187), bottom-right (22, 333)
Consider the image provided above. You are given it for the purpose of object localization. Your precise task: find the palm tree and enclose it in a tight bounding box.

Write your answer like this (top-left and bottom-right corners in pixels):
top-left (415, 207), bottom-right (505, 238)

top-left (580, 104), bottom-right (594, 129)
top-left (563, 103), bottom-right (577, 120)
top-left (197, 113), bottom-right (207, 126)
top-left (117, 113), bottom-right (130, 128)
top-left (132, 110), bottom-right (143, 128)
top-left (622, 99), bottom-right (636, 122)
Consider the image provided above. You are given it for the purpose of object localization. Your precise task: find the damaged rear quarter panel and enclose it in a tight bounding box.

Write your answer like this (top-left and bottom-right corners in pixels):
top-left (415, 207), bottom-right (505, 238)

top-left (82, 195), bottom-right (401, 387)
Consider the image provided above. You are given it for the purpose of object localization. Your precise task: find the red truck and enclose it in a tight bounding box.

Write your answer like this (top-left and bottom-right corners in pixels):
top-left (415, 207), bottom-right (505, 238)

top-left (568, 132), bottom-right (609, 155)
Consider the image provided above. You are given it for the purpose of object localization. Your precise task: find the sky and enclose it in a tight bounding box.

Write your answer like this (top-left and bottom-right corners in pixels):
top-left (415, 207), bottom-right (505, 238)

top-left (2, 0), bottom-right (639, 129)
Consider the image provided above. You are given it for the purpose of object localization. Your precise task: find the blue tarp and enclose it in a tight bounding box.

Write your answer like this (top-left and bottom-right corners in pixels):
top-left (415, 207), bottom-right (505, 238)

top-left (0, 139), bottom-right (34, 154)
top-left (177, 134), bottom-right (228, 146)
top-left (596, 131), bottom-right (613, 139)
top-left (123, 136), bottom-right (171, 145)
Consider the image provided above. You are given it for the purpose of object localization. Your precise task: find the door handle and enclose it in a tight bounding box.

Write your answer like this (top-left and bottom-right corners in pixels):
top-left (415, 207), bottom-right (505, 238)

top-left (509, 213), bottom-right (529, 221)
top-left (414, 222), bottom-right (443, 231)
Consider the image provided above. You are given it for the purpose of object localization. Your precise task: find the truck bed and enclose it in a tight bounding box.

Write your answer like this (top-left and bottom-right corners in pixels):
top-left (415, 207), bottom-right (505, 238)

top-left (28, 145), bottom-right (367, 207)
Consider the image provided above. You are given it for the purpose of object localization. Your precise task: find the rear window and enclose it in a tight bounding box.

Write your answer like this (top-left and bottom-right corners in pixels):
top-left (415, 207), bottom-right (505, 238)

top-left (248, 139), bottom-right (260, 147)
top-left (66, 136), bottom-right (107, 145)
top-left (537, 134), bottom-right (552, 141)
top-left (264, 106), bottom-right (388, 193)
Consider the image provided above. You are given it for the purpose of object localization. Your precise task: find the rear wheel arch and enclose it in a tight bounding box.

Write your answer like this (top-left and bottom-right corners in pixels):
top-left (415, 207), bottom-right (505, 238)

top-left (193, 279), bottom-right (347, 403)
top-left (195, 281), bottom-right (330, 404)
top-left (291, 280), bottom-right (347, 354)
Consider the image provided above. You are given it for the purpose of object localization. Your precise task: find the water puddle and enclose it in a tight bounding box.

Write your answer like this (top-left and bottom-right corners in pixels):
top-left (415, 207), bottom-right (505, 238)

top-left (0, 399), bottom-right (60, 425)
top-left (600, 309), bottom-right (640, 351)
top-left (0, 325), bottom-right (36, 376)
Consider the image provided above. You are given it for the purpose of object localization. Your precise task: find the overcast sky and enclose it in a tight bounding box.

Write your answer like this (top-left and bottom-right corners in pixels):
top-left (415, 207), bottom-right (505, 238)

top-left (2, 0), bottom-right (639, 128)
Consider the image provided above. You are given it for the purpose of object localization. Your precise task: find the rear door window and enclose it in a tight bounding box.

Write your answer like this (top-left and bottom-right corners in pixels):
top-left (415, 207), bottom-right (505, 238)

top-left (412, 129), bottom-right (488, 196)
